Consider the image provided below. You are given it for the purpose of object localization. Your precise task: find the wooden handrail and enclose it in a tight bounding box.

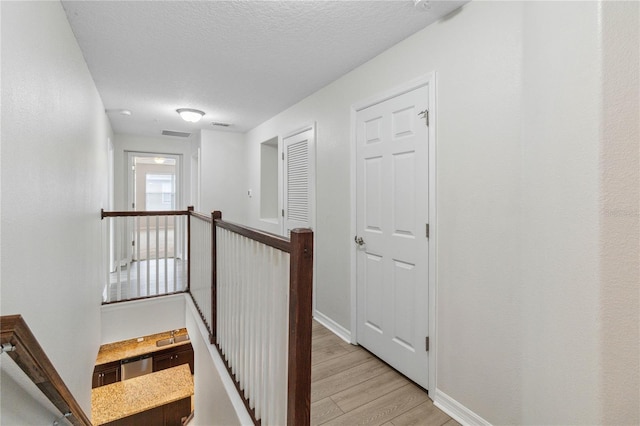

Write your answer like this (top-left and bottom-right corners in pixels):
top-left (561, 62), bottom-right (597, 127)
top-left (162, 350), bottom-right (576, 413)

top-left (101, 208), bottom-right (192, 219)
top-left (190, 211), bottom-right (212, 223)
top-left (101, 291), bottom-right (187, 306)
top-left (214, 218), bottom-right (291, 253)
top-left (0, 315), bottom-right (92, 426)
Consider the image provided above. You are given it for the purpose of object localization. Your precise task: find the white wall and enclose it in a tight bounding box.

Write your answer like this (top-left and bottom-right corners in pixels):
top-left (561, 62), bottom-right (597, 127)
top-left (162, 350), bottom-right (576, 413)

top-left (100, 294), bottom-right (186, 344)
top-left (599, 1), bottom-right (640, 424)
top-left (259, 139), bottom-right (279, 221)
top-left (199, 129), bottom-right (247, 223)
top-left (0, 362), bottom-right (63, 425)
top-left (0, 0), bottom-right (111, 418)
top-left (244, 1), bottom-right (639, 424)
top-left (521, 3), bottom-right (639, 424)
top-left (521, 2), bottom-right (603, 423)
top-left (113, 133), bottom-right (193, 211)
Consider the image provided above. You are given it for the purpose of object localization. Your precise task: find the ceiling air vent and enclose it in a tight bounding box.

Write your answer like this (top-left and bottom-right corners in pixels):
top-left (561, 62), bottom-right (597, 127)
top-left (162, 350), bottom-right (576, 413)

top-left (211, 122), bottom-right (231, 128)
top-left (162, 130), bottom-right (191, 138)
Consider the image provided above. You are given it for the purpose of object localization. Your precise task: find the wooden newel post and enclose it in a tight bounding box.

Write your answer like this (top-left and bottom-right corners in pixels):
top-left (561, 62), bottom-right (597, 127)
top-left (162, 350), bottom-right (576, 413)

top-left (211, 210), bottom-right (222, 344)
top-left (187, 206), bottom-right (194, 292)
top-left (287, 228), bottom-right (314, 426)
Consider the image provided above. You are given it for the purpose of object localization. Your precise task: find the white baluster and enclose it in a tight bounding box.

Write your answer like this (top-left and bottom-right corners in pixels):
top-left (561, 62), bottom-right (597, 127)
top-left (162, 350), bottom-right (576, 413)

top-left (246, 238), bottom-right (253, 408)
top-left (136, 216), bottom-right (141, 297)
top-left (164, 216), bottom-right (168, 292)
top-left (125, 217), bottom-right (131, 298)
top-left (146, 216), bottom-right (150, 296)
top-left (173, 216), bottom-right (177, 290)
top-left (105, 218), bottom-right (111, 303)
top-left (116, 217), bottom-right (122, 301)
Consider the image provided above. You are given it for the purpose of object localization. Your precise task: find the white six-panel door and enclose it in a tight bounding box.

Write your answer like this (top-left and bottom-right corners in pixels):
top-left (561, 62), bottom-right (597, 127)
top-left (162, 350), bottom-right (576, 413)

top-left (355, 84), bottom-right (430, 388)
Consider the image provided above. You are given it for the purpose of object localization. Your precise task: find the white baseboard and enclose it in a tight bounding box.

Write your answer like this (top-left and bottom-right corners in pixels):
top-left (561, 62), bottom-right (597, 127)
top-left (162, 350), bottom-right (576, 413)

top-left (433, 389), bottom-right (491, 426)
top-left (313, 310), bottom-right (353, 344)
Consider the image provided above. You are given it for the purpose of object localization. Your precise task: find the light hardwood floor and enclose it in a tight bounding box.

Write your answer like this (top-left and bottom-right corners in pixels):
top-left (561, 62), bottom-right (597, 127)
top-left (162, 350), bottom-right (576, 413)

top-left (311, 321), bottom-right (459, 426)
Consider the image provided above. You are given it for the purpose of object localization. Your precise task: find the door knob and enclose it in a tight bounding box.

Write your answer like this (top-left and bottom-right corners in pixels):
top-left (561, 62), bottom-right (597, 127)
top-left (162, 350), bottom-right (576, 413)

top-left (354, 236), bottom-right (365, 246)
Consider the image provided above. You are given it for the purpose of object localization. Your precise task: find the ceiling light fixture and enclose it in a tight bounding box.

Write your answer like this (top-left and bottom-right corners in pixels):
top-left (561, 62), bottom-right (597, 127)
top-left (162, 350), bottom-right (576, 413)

top-left (177, 108), bottom-right (205, 123)
top-left (414, 0), bottom-right (431, 10)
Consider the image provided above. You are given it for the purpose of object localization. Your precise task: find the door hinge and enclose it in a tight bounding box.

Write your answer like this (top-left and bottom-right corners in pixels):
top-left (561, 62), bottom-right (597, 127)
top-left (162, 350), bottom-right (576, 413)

top-left (418, 109), bottom-right (429, 127)
top-left (426, 223), bottom-right (429, 238)
top-left (425, 336), bottom-right (430, 352)
top-left (281, 209), bottom-right (285, 217)
top-left (132, 240), bottom-right (135, 247)
top-left (132, 202), bottom-right (135, 209)
top-left (282, 152), bottom-right (285, 160)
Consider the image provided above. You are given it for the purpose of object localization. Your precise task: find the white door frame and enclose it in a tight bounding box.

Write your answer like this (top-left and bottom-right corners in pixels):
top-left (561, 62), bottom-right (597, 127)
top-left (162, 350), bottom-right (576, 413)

top-left (126, 151), bottom-right (183, 211)
top-left (125, 151), bottom-right (184, 260)
top-left (191, 148), bottom-right (201, 211)
top-left (350, 73), bottom-right (437, 393)
top-left (280, 123), bottom-right (316, 235)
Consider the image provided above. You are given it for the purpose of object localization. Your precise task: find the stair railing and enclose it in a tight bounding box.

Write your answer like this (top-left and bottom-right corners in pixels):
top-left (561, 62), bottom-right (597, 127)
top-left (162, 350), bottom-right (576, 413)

top-left (0, 314), bottom-right (92, 426)
top-left (188, 210), bottom-right (313, 426)
top-left (100, 207), bottom-right (314, 425)
top-left (100, 208), bottom-right (191, 303)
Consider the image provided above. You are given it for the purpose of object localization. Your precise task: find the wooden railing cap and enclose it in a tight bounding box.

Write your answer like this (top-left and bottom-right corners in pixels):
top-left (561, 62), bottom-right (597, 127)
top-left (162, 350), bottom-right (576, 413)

top-left (290, 228), bottom-right (313, 235)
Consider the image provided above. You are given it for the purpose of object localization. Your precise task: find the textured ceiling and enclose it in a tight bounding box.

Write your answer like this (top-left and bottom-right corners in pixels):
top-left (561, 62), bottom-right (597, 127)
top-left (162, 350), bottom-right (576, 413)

top-left (62, 1), bottom-right (467, 137)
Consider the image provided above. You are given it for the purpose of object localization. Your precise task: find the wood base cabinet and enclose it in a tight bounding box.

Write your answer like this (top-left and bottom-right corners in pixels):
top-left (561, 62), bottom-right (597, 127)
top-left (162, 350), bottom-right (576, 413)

top-left (153, 344), bottom-right (194, 374)
top-left (92, 360), bottom-right (121, 388)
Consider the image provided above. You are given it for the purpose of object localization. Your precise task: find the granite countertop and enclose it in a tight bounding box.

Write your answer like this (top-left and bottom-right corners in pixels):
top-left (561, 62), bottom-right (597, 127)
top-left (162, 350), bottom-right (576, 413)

top-left (95, 328), bottom-right (190, 365)
top-left (91, 363), bottom-right (194, 425)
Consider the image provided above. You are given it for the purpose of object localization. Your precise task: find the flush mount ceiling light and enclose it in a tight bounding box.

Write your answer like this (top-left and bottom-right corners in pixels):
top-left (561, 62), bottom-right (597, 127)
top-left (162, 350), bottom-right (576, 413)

top-left (414, 0), bottom-right (431, 10)
top-left (176, 108), bottom-right (205, 123)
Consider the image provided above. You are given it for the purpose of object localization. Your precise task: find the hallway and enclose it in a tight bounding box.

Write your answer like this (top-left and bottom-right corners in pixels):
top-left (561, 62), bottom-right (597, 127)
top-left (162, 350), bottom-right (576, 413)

top-left (311, 321), bottom-right (459, 426)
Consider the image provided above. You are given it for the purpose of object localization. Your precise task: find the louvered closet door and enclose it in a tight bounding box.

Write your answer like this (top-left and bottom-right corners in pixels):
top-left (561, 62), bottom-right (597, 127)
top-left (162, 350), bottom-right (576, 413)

top-left (283, 128), bottom-right (314, 235)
